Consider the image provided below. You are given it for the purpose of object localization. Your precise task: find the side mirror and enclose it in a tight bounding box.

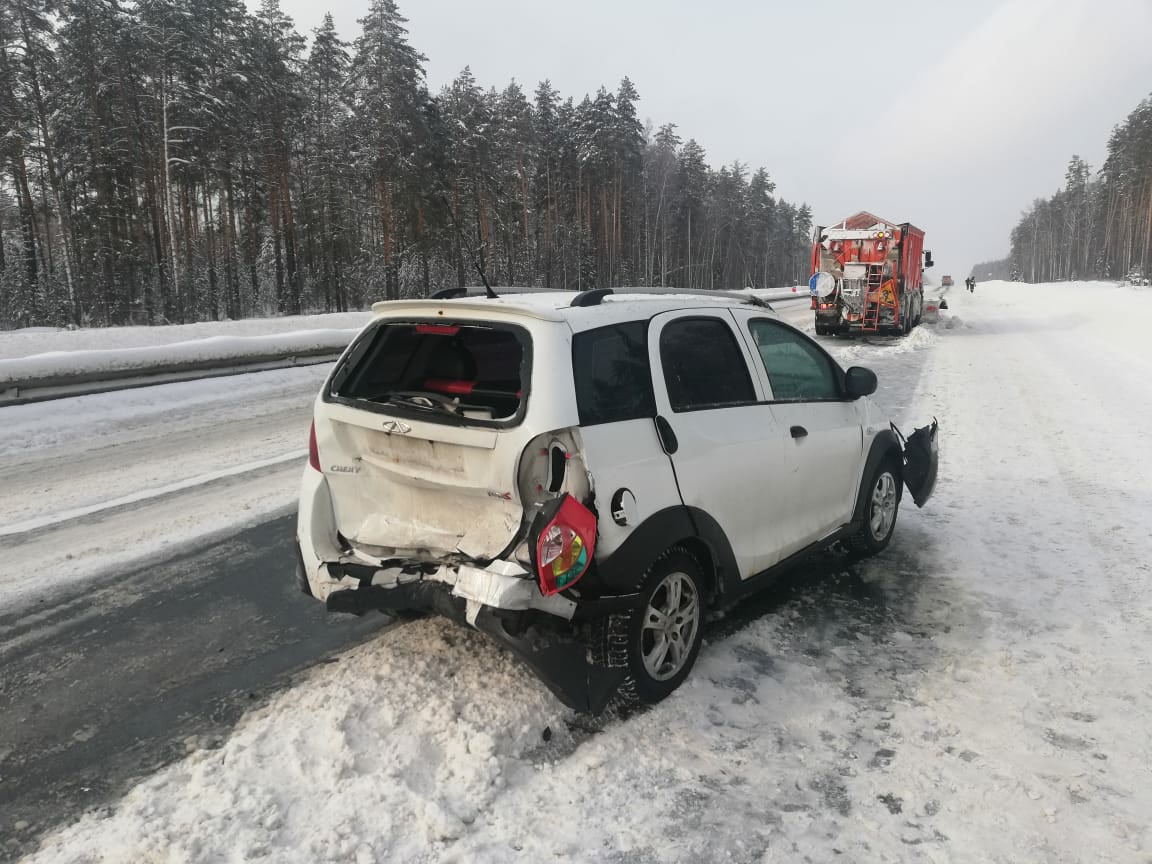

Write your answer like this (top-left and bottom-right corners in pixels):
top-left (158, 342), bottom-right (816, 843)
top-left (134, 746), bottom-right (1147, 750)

top-left (924, 250), bottom-right (935, 269)
top-left (844, 366), bottom-right (878, 399)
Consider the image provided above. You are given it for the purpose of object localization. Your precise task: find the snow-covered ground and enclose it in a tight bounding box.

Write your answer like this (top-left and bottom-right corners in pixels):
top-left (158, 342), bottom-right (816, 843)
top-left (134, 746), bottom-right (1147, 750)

top-left (0, 365), bottom-right (327, 611)
top-left (0, 313), bottom-right (371, 388)
top-left (18, 281), bottom-right (1152, 863)
top-left (0, 312), bottom-right (372, 361)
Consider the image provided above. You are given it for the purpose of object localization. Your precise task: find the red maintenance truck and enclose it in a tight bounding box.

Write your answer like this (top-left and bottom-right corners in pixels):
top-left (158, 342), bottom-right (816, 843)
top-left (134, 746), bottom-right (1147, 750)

top-left (810, 211), bottom-right (933, 336)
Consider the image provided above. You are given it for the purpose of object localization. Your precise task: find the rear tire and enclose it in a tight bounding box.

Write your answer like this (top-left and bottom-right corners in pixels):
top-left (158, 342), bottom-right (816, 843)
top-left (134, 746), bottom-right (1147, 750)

top-left (589, 549), bottom-right (706, 707)
top-left (847, 459), bottom-right (902, 557)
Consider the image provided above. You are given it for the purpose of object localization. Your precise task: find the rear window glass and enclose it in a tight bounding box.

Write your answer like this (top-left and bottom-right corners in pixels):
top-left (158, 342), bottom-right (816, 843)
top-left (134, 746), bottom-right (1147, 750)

top-left (330, 322), bottom-right (527, 423)
top-left (572, 322), bottom-right (655, 426)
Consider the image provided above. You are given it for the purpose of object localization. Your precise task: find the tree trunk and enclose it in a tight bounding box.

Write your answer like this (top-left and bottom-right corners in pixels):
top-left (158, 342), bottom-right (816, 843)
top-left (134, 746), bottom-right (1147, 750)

top-left (16, 0), bottom-right (77, 321)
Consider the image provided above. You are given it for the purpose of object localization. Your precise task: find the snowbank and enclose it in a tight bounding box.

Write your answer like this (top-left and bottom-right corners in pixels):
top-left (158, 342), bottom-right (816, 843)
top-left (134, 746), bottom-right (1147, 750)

top-left (0, 312), bottom-right (373, 361)
top-left (0, 327), bottom-right (365, 385)
top-left (830, 321), bottom-right (937, 366)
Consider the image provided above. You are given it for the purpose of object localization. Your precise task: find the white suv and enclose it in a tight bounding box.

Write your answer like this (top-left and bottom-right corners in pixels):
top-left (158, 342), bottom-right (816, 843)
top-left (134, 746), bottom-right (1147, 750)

top-left (296, 287), bottom-right (937, 712)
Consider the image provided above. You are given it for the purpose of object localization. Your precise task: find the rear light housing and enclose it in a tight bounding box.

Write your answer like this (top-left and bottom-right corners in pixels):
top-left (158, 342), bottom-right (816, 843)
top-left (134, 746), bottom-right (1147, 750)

top-left (308, 421), bottom-right (321, 472)
top-left (531, 494), bottom-right (597, 596)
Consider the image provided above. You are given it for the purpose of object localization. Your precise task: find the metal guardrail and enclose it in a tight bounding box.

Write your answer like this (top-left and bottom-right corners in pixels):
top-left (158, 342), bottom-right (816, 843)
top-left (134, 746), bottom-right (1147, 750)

top-left (1, 292), bottom-right (814, 408)
top-left (0, 348), bottom-right (343, 408)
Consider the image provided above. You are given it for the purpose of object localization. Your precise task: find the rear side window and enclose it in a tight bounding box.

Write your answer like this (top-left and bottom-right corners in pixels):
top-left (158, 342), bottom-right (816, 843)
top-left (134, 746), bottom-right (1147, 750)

top-left (330, 322), bottom-right (527, 423)
top-left (659, 317), bottom-right (756, 411)
top-left (572, 321), bottom-right (655, 426)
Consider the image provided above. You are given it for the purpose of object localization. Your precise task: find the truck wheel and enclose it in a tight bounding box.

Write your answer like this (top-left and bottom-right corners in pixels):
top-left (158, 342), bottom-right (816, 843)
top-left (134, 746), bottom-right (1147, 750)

top-left (847, 459), bottom-right (902, 556)
top-left (589, 549), bottom-right (706, 707)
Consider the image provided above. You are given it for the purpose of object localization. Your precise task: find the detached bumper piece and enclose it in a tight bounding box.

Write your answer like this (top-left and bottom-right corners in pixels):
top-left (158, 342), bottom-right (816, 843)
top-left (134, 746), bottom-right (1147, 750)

top-left (324, 578), bottom-right (628, 714)
top-left (895, 418), bottom-right (939, 507)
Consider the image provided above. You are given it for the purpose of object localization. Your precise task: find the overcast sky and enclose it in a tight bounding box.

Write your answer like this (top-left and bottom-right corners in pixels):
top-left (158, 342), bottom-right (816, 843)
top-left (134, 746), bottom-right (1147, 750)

top-left (256, 0), bottom-right (1152, 277)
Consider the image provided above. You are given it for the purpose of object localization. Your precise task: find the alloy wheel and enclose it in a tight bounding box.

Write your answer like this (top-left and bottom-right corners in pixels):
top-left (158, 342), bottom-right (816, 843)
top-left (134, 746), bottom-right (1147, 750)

top-left (640, 570), bottom-right (701, 682)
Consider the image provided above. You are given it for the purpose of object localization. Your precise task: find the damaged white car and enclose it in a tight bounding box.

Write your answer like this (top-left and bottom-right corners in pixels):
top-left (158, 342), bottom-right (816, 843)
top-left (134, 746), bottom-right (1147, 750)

top-left (296, 287), bottom-right (938, 712)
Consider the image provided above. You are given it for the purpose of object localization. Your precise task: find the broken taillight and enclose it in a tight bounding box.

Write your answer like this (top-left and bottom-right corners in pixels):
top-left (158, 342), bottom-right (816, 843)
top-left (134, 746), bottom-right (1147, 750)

top-left (534, 495), bottom-right (597, 596)
top-left (308, 420), bottom-right (321, 472)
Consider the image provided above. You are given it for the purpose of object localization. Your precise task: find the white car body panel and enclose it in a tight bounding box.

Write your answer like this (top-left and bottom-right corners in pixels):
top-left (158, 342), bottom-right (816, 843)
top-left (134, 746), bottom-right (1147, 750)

top-left (577, 420), bottom-right (681, 560)
top-left (298, 289), bottom-right (903, 618)
top-left (646, 309), bottom-right (798, 579)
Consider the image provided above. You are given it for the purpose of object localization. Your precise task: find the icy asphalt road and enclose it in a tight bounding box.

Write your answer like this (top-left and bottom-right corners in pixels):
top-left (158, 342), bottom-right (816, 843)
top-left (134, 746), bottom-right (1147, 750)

top-left (0, 515), bottom-right (396, 860)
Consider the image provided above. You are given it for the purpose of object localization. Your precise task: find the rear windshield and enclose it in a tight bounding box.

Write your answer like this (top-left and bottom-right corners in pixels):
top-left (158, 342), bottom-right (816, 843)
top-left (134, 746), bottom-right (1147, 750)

top-left (328, 321), bottom-right (529, 425)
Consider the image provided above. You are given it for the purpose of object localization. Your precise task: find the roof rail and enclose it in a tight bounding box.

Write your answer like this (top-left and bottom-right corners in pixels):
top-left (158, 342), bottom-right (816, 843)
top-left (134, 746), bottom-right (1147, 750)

top-left (570, 288), bottom-right (614, 307)
top-left (569, 287), bottom-right (773, 310)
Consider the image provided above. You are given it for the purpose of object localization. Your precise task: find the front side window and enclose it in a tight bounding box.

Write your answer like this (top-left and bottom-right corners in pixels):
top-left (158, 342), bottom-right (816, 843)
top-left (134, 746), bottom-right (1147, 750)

top-left (659, 317), bottom-right (756, 411)
top-left (747, 319), bottom-right (841, 401)
top-left (572, 321), bottom-right (655, 426)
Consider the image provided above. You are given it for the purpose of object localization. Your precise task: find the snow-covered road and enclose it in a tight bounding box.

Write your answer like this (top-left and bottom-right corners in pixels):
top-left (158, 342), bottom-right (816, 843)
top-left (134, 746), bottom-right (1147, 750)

top-left (14, 284), bottom-right (1152, 863)
top-left (0, 365), bottom-right (327, 611)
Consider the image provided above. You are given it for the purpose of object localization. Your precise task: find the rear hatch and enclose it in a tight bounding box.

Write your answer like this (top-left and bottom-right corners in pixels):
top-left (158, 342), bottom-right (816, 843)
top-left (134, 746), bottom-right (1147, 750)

top-left (318, 318), bottom-right (534, 562)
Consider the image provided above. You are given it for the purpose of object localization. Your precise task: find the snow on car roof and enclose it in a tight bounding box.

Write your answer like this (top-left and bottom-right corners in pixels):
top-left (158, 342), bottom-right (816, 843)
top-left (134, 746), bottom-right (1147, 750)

top-left (372, 288), bottom-right (779, 330)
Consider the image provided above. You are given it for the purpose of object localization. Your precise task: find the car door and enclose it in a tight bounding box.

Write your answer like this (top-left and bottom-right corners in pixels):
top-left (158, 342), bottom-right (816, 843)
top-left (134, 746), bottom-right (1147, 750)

top-left (569, 320), bottom-right (683, 563)
top-left (647, 310), bottom-right (793, 579)
top-left (735, 313), bottom-right (865, 550)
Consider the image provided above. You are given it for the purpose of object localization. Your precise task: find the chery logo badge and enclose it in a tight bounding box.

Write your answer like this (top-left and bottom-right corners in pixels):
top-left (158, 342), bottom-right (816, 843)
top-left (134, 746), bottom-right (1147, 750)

top-left (381, 420), bottom-right (412, 434)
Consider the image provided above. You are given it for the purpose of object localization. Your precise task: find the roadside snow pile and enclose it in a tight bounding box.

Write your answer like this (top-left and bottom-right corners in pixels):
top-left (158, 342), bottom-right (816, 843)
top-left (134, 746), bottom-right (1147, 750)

top-left (0, 312), bottom-right (372, 360)
top-left (830, 322), bottom-right (936, 366)
top-left (25, 620), bottom-right (575, 863)
top-left (0, 328), bottom-right (365, 385)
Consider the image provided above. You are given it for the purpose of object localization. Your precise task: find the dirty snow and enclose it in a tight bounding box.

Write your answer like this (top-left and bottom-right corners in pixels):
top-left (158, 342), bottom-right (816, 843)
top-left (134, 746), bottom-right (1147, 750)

top-left (20, 280), bottom-right (1152, 862)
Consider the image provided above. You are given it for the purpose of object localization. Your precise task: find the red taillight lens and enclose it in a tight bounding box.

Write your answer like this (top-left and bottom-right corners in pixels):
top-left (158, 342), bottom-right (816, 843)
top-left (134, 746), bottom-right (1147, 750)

top-left (535, 495), bottom-right (597, 596)
top-left (308, 421), bottom-right (321, 472)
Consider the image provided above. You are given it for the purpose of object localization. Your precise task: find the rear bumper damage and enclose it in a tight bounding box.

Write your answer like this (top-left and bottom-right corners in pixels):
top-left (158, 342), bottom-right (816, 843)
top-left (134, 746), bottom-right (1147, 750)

top-left (295, 467), bottom-right (635, 713)
top-left (298, 554), bottom-right (631, 713)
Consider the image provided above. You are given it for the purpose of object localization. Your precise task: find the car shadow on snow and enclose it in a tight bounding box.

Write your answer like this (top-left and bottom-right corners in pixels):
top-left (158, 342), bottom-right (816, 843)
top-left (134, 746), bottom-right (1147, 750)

top-left (525, 522), bottom-right (977, 791)
top-left (539, 519), bottom-right (974, 749)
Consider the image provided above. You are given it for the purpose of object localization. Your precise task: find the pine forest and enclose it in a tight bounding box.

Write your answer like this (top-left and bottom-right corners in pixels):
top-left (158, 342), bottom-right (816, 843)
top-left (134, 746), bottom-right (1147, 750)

top-left (1009, 94), bottom-right (1152, 283)
top-left (0, 0), bottom-right (815, 327)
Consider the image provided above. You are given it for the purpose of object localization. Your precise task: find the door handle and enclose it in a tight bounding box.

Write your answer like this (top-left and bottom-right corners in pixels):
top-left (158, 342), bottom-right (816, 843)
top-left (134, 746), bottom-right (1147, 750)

top-left (790, 425), bottom-right (808, 439)
top-left (655, 415), bottom-right (679, 455)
